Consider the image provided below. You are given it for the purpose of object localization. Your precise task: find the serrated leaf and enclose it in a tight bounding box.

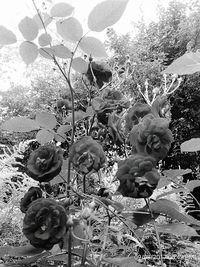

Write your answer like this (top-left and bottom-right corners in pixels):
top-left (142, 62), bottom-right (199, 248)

top-left (18, 16), bottom-right (39, 41)
top-left (55, 125), bottom-right (72, 142)
top-left (162, 51), bottom-right (200, 75)
top-left (36, 129), bottom-right (54, 144)
top-left (38, 33), bottom-right (52, 46)
top-left (181, 138), bottom-right (200, 152)
top-left (150, 199), bottom-right (200, 226)
top-left (51, 44), bottom-right (72, 59)
top-left (33, 13), bottom-right (52, 29)
top-left (79, 36), bottom-right (107, 57)
top-left (1, 117), bottom-right (40, 132)
top-left (0, 26), bottom-right (17, 45)
top-left (36, 111), bottom-right (57, 129)
top-left (186, 180), bottom-right (200, 191)
top-left (72, 57), bottom-right (88, 73)
top-left (19, 41), bottom-right (38, 65)
top-left (88, 0), bottom-right (129, 32)
top-left (156, 187), bottom-right (186, 199)
top-left (157, 223), bottom-right (199, 236)
top-left (56, 17), bottom-right (83, 42)
top-left (163, 168), bottom-right (192, 179)
top-left (50, 2), bottom-right (74, 17)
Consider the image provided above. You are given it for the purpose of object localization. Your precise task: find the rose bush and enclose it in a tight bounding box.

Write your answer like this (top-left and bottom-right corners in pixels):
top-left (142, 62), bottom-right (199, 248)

top-left (129, 117), bottom-right (173, 161)
top-left (116, 155), bottom-right (160, 198)
top-left (20, 187), bottom-right (43, 213)
top-left (26, 144), bottom-right (63, 182)
top-left (23, 198), bottom-right (68, 250)
top-left (69, 136), bottom-right (106, 174)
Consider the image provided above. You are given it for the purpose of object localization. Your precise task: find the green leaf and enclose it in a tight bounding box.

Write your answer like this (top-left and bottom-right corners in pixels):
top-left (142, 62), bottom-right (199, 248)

top-left (186, 180), bottom-right (200, 191)
top-left (88, 0), bottom-right (129, 32)
top-left (18, 16), bottom-right (39, 41)
top-left (130, 206), bottom-right (159, 227)
top-left (79, 36), bottom-right (108, 57)
top-left (36, 111), bottom-right (57, 129)
top-left (38, 33), bottom-right (52, 46)
top-left (36, 129), bottom-right (54, 144)
top-left (65, 111), bottom-right (88, 123)
top-left (1, 117), bottom-right (40, 132)
top-left (157, 223), bottom-right (199, 236)
top-left (0, 245), bottom-right (44, 257)
top-left (55, 125), bottom-right (72, 142)
top-left (50, 2), bottom-right (74, 17)
top-left (51, 44), bottom-right (72, 59)
top-left (103, 257), bottom-right (146, 267)
top-left (163, 168), bottom-right (192, 179)
top-left (157, 176), bottom-right (172, 189)
top-left (33, 13), bottom-right (52, 29)
top-left (39, 47), bottom-right (54, 59)
top-left (0, 26), bottom-right (17, 45)
top-left (156, 187), bottom-right (186, 199)
top-left (162, 51), bottom-right (200, 75)
top-left (19, 41), bottom-right (38, 65)
top-left (72, 57), bottom-right (88, 73)
top-left (150, 199), bottom-right (200, 226)
top-left (181, 138), bottom-right (200, 152)
top-left (56, 17), bottom-right (83, 42)
top-left (86, 106), bottom-right (94, 116)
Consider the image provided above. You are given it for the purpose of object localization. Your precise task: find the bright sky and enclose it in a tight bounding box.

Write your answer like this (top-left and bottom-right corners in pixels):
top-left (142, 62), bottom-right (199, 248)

top-left (0, 0), bottom-right (170, 92)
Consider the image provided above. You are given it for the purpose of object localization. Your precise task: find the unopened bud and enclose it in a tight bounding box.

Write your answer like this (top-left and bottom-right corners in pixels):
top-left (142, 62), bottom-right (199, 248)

top-left (66, 215), bottom-right (74, 227)
top-left (81, 206), bottom-right (92, 220)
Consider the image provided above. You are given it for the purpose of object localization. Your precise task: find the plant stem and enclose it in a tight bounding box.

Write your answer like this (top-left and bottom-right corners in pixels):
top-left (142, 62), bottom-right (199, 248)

top-left (145, 198), bottom-right (164, 267)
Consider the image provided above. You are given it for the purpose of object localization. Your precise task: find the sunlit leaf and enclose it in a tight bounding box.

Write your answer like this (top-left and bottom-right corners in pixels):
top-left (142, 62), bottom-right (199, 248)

top-left (51, 44), bottom-right (72, 59)
top-left (56, 17), bottom-right (83, 42)
top-left (0, 26), bottom-right (17, 45)
top-left (38, 33), bottom-right (52, 46)
top-left (88, 0), bottom-right (129, 32)
top-left (19, 41), bottom-right (38, 65)
top-left (86, 106), bottom-right (94, 116)
top-left (18, 16), bottom-right (39, 41)
top-left (181, 138), bottom-right (200, 152)
top-left (35, 111), bottom-right (57, 129)
top-left (55, 125), bottom-right (72, 142)
top-left (163, 168), bottom-right (192, 179)
top-left (71, 57), bottom-right (88, 73)
top-left (162, 51), bottom-right (200, 75)
top-left (156, 187), bottom-right (186, 199)
top-left (157, 223), bottom-right (198, 236)
top-left (0, 117), bottom-right (40, 132)
top-left (33, 13), bottom-right (52, 29)
top-left (36, 129), bottom-right (54, 144)
top-left (50, 2), bottom-right (74, 17)
top-left (65, 110), bottom-right (88, 123)
top-left (186, 180), bottom-right (200, 191)
top-left (79, 36), bottom-right (107, 57)
top-left (39, 47), bottom-right (54, 59)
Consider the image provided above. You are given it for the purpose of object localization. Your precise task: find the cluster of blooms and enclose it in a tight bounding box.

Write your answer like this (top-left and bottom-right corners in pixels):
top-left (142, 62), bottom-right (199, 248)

top-left (21, 136), bottom-right (107, 249)
top-left (116, 96), bottom-right (173, 198)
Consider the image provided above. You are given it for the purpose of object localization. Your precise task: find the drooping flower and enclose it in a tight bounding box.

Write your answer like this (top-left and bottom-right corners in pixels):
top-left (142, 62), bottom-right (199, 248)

top-left (130, 117), bottom-right (173, 161)
top-left (69, 136), bottom-right (106, 174)
top-left (23, 198), bottom-right (68, 250)
top-left (27, 144), bottom-right (63, 183)
top-left (20, 187), bottom-right (42, 213)
top-left (116, 155), bottom-right (160, 198)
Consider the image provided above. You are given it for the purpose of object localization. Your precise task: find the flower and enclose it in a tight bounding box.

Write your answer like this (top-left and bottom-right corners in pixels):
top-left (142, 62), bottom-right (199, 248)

top-left (86, 61), bottom-right (112, 88)
top-left (20, 187), bottom-right (42, 213)
top-left (23, 198), bottom-right (68, 250)
top-left (69, 136), bottom-right (106, 174)
top-left (130, 117), bottom-right (173, 161)
top-left (116, 155), bottom-right (160, 198)
top-left (125, 103), bottom-right (152, 132)
top-left (27, 144), bottom-right (63, 183)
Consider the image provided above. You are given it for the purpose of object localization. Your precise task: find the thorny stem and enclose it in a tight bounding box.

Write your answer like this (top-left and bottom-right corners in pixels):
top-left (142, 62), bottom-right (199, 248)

top-left (145, 198), bottom-right (164, 267)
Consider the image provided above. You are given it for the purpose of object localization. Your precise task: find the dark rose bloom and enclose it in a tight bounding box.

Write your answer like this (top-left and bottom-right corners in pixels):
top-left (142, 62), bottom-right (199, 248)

top-left (86, 61), bottom-right (112, 88)
top-left (130, 117), bottom-right (173, 161)
top-left (27, 144), bottom-right (63, 183)
top-left (69, 136), bottom-right (106, 174)
top-left (125, 103), bottom-right (152, 132)
top-left (23, 198), bottom-right (68, 250)
top-left (151, 96), bottom-right (171, 120)
top-left (116, 155), bottom-right (160, 198)
top-left (20, 187), bottom-right (42, 213)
